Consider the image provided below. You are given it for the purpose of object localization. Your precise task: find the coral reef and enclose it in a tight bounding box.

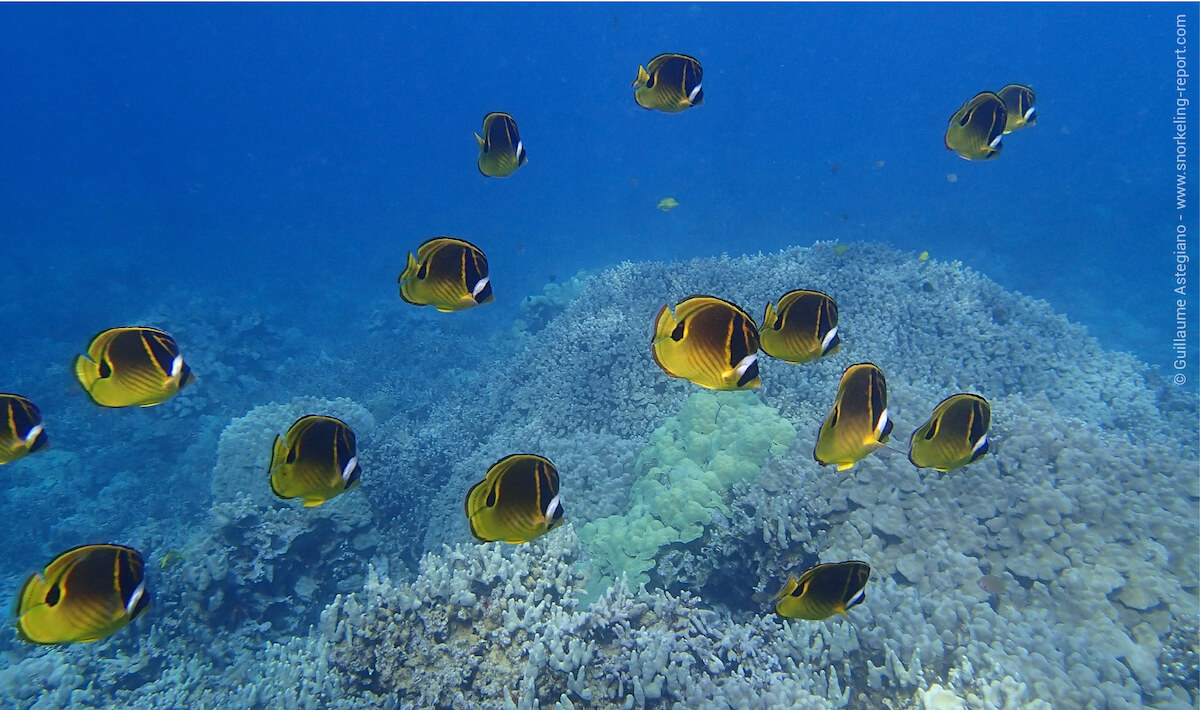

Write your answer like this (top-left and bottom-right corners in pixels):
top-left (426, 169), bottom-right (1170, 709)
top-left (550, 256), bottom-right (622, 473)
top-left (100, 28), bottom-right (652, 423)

top-left (0, 245), bottom-right (1194, 710)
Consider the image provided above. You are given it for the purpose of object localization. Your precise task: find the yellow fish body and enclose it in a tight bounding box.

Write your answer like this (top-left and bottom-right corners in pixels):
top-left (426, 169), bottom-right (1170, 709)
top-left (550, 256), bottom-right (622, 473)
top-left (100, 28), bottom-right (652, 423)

top-left (16, 544), bottom-right (150, 644)
top-left (759, 290), bottom-right (840, 365)
top-left (475, 112), bottom-right (527, 178)
top-left (633, 53), bottom-right (703, 113)
top-left (908, 393), bottom-right (991, 472)
top-left (465, 454), bottom-right (563, 544)
top-left (398, 237), bottom-right (494, 312)
top-left (944, 91), bottom-right (1007, 161)
top-left (996, 84), bottom-right (1036, 133)
top-left (73, 327), bottom-right (196, 408)
top-left (651, 295), bottom-right (761, 391)
top-left (268, 415), bottom-right (362, 507)
top-left (813, 362), bottom-right (892, 470)
top-left (774, 561), bottom-right (870, 621)
top-left (657, 197), bottom-right (679, 212)
top-left (0, 394), bottom-right (48, 464)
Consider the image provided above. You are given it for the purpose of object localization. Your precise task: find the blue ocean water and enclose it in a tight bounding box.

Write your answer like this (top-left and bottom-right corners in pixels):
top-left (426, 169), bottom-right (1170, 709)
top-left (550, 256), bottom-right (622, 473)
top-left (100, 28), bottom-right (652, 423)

top-left (1, 3), bottom-right (1194, 367)
top-left (0, 3), bottom-right (1196, 709)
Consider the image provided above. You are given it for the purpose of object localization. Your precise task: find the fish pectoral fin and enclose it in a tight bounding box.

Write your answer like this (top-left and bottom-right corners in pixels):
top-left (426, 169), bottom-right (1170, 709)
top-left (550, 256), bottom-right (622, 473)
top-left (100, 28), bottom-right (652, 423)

top-left (303, 498), bottom-right (326, 508)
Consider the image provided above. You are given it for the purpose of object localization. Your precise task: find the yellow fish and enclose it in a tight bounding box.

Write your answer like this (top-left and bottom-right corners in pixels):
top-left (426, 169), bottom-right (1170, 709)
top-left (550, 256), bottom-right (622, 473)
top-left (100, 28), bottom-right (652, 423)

top-left (73, 327), bottom-right (196, 408)
top-left (16, 544), bottom-right (150, 644)
top-left (759, 290), bottom-right (840, 365)
top-left (908, 393), bottom-right (991, 472)
top-left (996, 84), bottom-right (1036, 133)
top-left (774, 561), bottom-right (870, 621)
top-left (657, 197), bottom-right (679, 212)
top-left (398, 237), bottom-right (494, 312)
top-left (269, 415), bottom-right (362, 507)
top-left (813, 362), bottom-right (892, 470)
top-left (465, 454), bottom-right (563, 544)
top-left (475, 112), bottom-right (527, 178)
top-left (944, 91), bottom-right (1006, 161)
top-left (652, 295), bottom-right (761, 391)
top-left (632, 53), bottom-right (703, 113)
top-left (0, 394), bottom-right (48, 465)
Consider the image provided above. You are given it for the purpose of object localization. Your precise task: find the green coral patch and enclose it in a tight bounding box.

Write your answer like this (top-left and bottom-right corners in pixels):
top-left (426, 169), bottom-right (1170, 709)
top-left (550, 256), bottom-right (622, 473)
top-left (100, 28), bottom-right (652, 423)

top-left (579, 391), bottom-right (796, 591)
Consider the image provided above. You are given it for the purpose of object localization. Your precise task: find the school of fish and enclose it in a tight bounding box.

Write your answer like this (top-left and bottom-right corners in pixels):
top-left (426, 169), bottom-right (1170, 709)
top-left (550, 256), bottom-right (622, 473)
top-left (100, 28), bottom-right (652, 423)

top-left (6, 52), bottom-right (1018, 644)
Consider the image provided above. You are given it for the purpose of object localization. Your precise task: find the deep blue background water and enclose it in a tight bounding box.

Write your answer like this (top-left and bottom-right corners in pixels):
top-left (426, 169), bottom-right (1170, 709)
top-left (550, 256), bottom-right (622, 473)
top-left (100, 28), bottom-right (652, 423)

top-left (0, 2), bottom-right (1195, 374)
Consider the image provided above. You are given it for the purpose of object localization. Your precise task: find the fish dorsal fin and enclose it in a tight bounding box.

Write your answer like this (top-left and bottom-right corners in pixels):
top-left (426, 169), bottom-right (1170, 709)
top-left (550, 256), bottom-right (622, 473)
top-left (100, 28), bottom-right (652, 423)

top-left (475, 132), bottom-right (484, 148)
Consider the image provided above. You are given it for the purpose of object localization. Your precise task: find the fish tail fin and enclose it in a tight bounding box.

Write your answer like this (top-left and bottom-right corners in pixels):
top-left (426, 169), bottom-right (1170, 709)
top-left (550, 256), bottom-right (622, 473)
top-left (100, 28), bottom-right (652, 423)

top-left (268, 435), bottom-right (288, 474)
top-left (773, 575), bottom-right (798, 601)
top-left (72, 354), bottom-right (98, 392)
top-left (399, 252), bottom-right (419, 283)
top-left (651, 305), bottom-right (677, 345)
top-left (633, 65), bottom-right (649, 88)
top-left (763, 301), bottom-right (779, 329)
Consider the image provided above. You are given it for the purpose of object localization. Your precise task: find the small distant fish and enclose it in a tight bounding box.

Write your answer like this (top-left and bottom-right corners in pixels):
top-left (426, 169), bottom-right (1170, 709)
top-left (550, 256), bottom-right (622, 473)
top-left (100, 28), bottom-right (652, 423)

top-left (831, 244), bottom-right (850, 256)
top-left (465, 454), bottom-right (563, 544)
top-left (159, 550), bottom-right (185, 569)
top-left (475, 112), bottom-right (527, 178)
top-left (996, 84), bottom-right (1036, 133)
top-left (977, 573), bottom-right (1006, 596)
top-left (945, 91), bottom-right (1007, 161)
top-left (946, 173), bottom-right (958, 183)
top-left (774, 561), bottom-right (871, 620)
top-left (651, 295), bottom-right (761, 391)
top-left (908, 393), bottom-right (991, 472)
top-left (73, 327), bottom-right (196, 408)
top-left (398, 237), bottom-right (494, 312)
top-left (657, 197), bottom-right (679, 212)
top-left (269, 415), bottom-right (362, 507)
top-left (16, 544), bottom-right (150, 644)
top-left (813, 363), bottom-right (892, 470)
top-left (632, 53), bottom-right (703, 113)
top-left (918, 250), bottom-right (930, 262)
top-left (0, 394), bottom-right (48, 465)
top-left (759, 290), bottom-right (840, 365)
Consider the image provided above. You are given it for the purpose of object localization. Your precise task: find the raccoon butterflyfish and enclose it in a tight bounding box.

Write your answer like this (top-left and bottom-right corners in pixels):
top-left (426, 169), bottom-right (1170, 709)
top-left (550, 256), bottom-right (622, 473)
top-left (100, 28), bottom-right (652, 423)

top-left (651, 295), bottom-right (761, 391)
top-left (475, 112), bottom-right (527, 178)
top-left (0, 394), bottom-right (48, 465)
top-left (632, 53), bottom-right (703, 113)
top-left (465, 454), bottom-right (563, 544)
top-left (944, 91), bottom-right (1007, 161)
top-left (996, 84), bottom-right (1036, 133)
top-left (73, 327), bottom-right (196, 408)
top-left (759, 290), bottom-right (840, 365)
top-left (657, 197), bottom-right (679, 212)
top-left (774, 561), bottom-right (871, 621)
top-left (268, 415), bottom-right (362, 507)
top-left (15, 544), bottom-right (150, 644)
top-left (398, 237), bottom-right (494, 312)
top-left (907, 393), bottom-right (991, 472)
top-left (813, 362), bottom-right (893, 470)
